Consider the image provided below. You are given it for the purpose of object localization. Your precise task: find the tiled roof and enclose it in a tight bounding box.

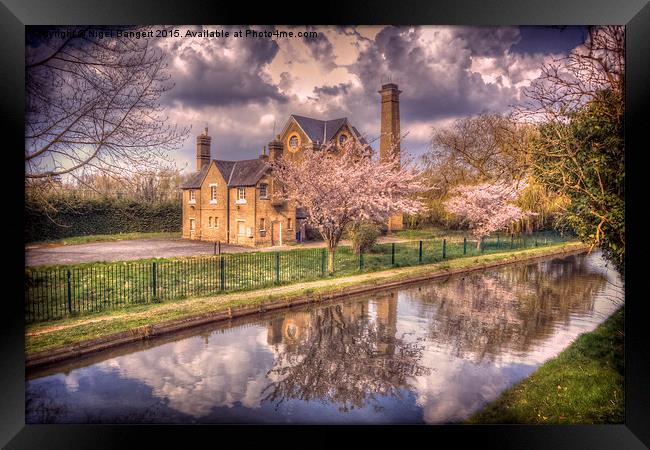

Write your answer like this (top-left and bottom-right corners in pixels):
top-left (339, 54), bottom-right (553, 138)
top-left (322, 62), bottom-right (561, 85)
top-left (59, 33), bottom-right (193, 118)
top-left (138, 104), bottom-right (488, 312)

top-left (292, 115), bottom-right (348, 144)
top-left (180, 159), bottom-right (269, 189)
top-left (227, 159), bottom-right (269, 186)
top-left (180, 164), bottom-right (209, 189)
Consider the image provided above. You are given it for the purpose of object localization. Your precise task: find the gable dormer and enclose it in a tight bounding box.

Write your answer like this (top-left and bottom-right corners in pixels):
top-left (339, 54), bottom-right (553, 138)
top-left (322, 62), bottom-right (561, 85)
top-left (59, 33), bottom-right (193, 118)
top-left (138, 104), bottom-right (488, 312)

top-left (278, 115), bottom-right (369, 160)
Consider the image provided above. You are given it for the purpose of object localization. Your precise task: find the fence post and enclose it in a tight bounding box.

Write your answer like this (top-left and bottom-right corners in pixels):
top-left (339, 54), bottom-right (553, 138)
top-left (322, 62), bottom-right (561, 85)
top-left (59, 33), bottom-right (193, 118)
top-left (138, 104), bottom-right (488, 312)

top-left (220, 256), bottom-right (225, 290)
top-left (213, 242), bottom-right (217, 255)
top-left (535, 238), bottom-right (538, 247)
top-left (275, 252), bottom-right (280, 283)
top-left (359, 250), bottom-right (364, 271)
top-left (497, 235), bottom-right (500, 248)
top-left (419, 240), bottom-right (423, 263)
top-left (480, 237), bottom-right (484, 253)
top-left (442, 239), bottom-right (446, 259)
top-left (463, 237), bottom-right (467, 255)
top-left (218, 240), bottom-right (221, 254)
top-left (391, 243), bottom-right (395, 265)
top-left (510, 234), bottom-right (514, 249)
top-left (152, 262), bottom-right (157, 301)
top-left (321, 249), bottom-right (326, 276)
top-left (66, 269), bottom-right (72, 315)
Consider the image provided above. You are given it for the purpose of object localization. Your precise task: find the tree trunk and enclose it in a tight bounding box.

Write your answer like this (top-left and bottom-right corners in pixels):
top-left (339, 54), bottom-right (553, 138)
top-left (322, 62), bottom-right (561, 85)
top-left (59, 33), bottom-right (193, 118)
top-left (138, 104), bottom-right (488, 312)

top-left (476, 238), bottom-right (482, 252)
top-left (327, 246), bottom-right (335, 274)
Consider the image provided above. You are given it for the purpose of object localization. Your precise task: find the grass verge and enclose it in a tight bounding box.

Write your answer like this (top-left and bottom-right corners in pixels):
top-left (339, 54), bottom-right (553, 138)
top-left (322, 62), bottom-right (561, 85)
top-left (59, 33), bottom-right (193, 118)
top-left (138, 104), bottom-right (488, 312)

top-left (467, 306), bottom-right (624, 424)
top-left (28, 231), bottom-right (181, 247)
top-left (25, 242), bottom-right (586, 357)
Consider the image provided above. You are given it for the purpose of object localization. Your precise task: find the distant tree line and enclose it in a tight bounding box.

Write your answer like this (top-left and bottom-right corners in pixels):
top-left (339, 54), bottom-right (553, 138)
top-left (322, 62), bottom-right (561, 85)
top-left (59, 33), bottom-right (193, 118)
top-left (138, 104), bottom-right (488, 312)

top-left (411, 26), bottom-right (624, 274)
top-left (25, 168), bottom-right (188, 242)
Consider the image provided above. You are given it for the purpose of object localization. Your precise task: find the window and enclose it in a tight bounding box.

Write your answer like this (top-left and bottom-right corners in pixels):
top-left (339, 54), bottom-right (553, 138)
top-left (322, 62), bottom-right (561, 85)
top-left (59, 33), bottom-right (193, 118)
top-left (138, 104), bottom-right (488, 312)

top-left (237, 221), bottom-right (246, 236)
top-left (210, 184), bottom-right (217, 203)
top-left (260, 218), bottom-right (265, 230)
top-left (215, 217), bottom-right (219, 229)
top-left (236, 187), bottom-right (247, 204)
top-left (208, 217), bottom-right (212, 228)
top-left (189, 218), bottom-right (195, 230)
top-left (189, 190), bottom-right (196, 203)
top-left (339, 134), bottom-right (348, 146)
top-left (259, 183), bottom-right (268, 199)
top-left (289, 135), bottom-right (299, 149)
top-left (287, 218), bottom-right (293, 230)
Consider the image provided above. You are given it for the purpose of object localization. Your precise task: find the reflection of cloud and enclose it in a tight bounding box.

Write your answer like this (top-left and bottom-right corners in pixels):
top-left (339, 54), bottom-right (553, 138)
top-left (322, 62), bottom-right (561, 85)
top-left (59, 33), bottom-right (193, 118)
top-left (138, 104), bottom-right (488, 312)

top-left (62, 327), bottom-right (275, 417)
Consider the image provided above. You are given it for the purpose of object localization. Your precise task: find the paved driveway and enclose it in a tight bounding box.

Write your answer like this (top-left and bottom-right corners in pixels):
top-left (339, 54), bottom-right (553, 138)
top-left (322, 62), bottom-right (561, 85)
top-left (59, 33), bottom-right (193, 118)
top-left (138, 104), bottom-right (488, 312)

top-left (25, 238), bottom-right (257, 267)
top-left (25, 236), bottom-right (411, 267)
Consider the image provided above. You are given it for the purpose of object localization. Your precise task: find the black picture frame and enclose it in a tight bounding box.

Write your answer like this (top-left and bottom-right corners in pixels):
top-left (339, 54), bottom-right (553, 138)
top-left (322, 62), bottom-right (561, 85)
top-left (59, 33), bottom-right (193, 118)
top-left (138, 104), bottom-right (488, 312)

top-left (2, 0), bottom-right (648, 448)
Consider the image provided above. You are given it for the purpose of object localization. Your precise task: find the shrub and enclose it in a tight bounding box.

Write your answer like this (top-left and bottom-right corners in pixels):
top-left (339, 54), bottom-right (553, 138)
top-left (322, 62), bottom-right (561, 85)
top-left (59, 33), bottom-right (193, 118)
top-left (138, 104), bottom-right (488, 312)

top-left (347, 222), bottom-right (381, 254)
top-left (25, 196), bottom-right (181, 242)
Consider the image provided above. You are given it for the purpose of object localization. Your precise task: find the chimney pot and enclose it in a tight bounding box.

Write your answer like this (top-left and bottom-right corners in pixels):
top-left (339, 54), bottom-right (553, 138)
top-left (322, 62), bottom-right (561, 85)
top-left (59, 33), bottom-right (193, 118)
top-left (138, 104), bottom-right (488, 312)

top-left (196, 128), bottom-right (212, 171)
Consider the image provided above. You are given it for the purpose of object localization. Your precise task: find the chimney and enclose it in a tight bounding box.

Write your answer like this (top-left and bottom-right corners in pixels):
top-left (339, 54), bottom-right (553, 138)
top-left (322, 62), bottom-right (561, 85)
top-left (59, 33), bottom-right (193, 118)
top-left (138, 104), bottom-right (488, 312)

top-left (196, 127), bottom-right (211, 171)
top-left (268, 134), bottom-right (283, 161)
top-left (378, 83), bottom-right (401, 164)
top-left (259, 145), bottom-right (269, 161)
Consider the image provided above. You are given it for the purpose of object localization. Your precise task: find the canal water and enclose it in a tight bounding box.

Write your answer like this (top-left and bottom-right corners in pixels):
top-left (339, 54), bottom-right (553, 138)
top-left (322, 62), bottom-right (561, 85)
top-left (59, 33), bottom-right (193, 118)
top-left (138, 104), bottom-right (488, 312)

top-left (26, 250), bottom-right (624, 424)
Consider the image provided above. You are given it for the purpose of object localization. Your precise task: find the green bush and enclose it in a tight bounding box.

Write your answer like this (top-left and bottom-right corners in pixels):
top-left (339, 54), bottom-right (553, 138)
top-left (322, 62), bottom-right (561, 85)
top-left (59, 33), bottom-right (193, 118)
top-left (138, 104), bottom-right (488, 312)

top-left (25, 197), bottom-right (181, 243)
top-left (346, 222), bottom-right (381, 254)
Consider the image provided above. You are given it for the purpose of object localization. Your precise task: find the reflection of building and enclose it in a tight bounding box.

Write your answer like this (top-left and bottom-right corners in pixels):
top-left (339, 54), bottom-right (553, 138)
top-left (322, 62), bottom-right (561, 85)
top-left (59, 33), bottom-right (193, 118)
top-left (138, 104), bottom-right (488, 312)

top-left (267, 312), bottom-right (312, 346)
top-left (374, 292), bottom-right (398, 355)
top-left (265, 295), bottom-right (397, 356)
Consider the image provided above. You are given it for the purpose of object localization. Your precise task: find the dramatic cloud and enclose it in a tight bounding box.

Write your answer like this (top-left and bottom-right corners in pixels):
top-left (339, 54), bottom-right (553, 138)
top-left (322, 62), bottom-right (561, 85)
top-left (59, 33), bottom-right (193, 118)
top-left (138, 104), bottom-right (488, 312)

top-left (143, 25), bottom-right (588, 169)
top-left (161, 26), bottom-right (287, 108)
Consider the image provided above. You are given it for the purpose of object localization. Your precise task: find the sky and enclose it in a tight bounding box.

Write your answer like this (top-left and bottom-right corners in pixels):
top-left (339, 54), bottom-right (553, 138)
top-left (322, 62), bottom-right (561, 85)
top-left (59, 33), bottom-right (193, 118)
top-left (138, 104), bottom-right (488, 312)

top-left (32, 25), bottom-right (590, 174)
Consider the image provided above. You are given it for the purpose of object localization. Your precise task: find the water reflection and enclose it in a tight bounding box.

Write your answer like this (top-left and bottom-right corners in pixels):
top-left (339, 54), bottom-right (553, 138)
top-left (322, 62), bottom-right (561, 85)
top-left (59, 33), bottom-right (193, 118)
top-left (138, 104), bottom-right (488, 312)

top-left (262, 297), bottom-right (430, 412)
top-left (26, 251), bottom-right (623, 424)
top-left (413, 256), bottom-right (611, 362)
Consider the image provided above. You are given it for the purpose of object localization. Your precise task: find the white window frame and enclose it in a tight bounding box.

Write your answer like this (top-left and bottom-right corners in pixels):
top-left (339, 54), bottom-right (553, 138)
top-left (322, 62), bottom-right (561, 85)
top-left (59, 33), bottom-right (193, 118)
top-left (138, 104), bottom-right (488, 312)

top-left (209, 183), bottom-right (218, 204)
top-left (287, 218), bottom-right (293, 230)
top-left (188, 190), bottom-right (196, 204)
top-left (235, 187), bottom-right (247, 204)
top-left (259, 183), bottom-right (268, 199)
top-left (259, 217), bottom-right (266, 231)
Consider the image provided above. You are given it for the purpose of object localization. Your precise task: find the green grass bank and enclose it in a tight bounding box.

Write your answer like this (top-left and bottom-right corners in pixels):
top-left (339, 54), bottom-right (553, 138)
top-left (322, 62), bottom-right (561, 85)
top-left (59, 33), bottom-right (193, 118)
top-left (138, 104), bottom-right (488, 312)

top-left (467, 306), bottom-right (624, 424)
top-left (25, 242), bottom-right (586, 362)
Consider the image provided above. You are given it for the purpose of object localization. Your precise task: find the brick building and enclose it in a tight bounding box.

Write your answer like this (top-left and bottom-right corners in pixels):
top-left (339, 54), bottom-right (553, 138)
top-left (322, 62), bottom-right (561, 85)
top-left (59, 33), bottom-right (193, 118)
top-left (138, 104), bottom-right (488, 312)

top-left (180, 83), bottom-right (404, 246)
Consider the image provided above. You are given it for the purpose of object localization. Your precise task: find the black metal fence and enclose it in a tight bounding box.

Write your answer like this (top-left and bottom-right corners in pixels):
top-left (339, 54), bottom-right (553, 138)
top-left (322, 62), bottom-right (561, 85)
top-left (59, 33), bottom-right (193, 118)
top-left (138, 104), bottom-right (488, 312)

top-left (25, 231), bottom-right (570, 323)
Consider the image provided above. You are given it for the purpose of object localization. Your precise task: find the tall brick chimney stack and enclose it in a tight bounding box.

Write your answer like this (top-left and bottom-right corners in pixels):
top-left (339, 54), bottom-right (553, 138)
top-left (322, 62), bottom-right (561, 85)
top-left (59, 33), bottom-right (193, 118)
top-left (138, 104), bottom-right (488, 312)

top-left (196, 127), bottom-right (211, 171)
top-left (378, 83), bottom-right (401, 164)
top-left (268, 134), bottom-right (283, 161)
top-left (379, 83), bottom-right (404, 231)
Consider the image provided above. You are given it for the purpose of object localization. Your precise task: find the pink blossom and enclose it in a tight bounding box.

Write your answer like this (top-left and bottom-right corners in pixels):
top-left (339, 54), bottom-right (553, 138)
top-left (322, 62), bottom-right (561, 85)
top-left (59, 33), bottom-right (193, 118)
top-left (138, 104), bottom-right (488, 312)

top-left (444, 181), bottom-right (533, 246)
top-left (270, 141), bottom-right (425, 272)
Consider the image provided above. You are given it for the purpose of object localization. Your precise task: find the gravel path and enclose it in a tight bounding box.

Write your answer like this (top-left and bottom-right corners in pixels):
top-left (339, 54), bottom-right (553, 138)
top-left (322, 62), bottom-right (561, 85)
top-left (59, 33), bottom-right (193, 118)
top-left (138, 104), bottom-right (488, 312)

top-left (25, 236), bottom-right (410, 267)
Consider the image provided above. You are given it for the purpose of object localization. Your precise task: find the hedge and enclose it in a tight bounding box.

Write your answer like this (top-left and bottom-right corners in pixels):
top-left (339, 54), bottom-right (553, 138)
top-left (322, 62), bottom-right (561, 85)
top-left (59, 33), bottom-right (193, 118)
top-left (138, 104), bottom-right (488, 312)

top-left (25, 197), bottom-right (181, 242)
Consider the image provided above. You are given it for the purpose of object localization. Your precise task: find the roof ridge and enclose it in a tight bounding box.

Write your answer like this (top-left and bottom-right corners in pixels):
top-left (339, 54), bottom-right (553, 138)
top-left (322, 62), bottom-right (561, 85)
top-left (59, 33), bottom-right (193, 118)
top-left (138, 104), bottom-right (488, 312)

top-left (227, 161), bottom-right (237, 185)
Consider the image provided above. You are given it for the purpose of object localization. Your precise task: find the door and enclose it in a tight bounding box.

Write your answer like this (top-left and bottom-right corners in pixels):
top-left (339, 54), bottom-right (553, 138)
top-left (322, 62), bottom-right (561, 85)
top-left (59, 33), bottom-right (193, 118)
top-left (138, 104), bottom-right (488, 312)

top-left (189, 218), bottom-right (196, 239)
top-left (271, 221), bottom-right (282, 246)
